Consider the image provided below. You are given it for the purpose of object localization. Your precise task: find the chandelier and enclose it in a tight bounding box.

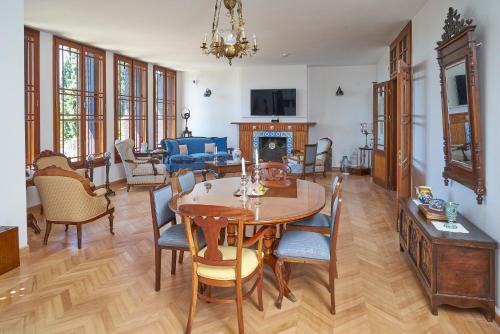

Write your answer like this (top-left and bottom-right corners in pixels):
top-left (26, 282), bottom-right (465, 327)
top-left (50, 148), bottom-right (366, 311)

top-left (201, 0), bottom-right (259, 65)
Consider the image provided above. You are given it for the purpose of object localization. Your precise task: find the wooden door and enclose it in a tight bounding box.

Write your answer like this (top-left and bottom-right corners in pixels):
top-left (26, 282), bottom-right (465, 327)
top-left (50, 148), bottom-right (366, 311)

top-left (396, 60), bottom-right (412, 200)
top-left (372, 82), bottom-right (389, 188)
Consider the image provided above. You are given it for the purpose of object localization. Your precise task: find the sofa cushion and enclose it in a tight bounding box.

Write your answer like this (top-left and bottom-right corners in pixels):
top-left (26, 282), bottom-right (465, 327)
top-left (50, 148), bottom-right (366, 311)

top-left (132, 163), bottom-right (167, 176)
top-left (170, 154), bottom-right (195, 164)
top-left (179, 144), bottom-right (188, 155)
top-left (212, 137), bottom-right (228, 152)
top-left (166, 140), bottom-right (180, 155)
top-left (176, 137), bottom-right (213, 154)
top-left (205, 143), bottom-right (216, 153)
top-left (191, 153), bottom-right (213, 162)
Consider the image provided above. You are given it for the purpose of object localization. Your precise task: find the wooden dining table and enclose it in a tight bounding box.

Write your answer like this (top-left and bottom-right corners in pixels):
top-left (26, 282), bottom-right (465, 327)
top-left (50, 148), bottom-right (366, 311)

top-left (169, 176), bottom-right (326, 301)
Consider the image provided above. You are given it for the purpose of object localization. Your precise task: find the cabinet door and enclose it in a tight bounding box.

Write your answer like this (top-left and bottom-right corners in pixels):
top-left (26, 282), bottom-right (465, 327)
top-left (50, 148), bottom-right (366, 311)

top-left (399, 211), bottom-right (409, 247)
top-left (408, 221), bottom-right (419, 265)
top-left (419, 234), bottom-right (432, 286)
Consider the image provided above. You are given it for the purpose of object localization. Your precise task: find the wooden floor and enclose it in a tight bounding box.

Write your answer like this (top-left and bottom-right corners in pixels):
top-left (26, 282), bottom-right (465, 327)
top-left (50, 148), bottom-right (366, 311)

top-left (1, 174), bottom-right (499, 334)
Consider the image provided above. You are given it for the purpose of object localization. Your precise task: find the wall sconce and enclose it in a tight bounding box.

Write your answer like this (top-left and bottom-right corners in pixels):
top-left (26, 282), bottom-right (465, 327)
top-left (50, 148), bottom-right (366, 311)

top-left (204, 88), bottom-right (212, 97)
top-left (336, 86), bottom-right (344, 96)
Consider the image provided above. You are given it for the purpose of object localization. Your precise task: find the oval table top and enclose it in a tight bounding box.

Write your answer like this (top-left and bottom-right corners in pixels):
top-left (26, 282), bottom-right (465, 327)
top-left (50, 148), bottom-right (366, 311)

top-left (169, 177), bottom-right (326, 225)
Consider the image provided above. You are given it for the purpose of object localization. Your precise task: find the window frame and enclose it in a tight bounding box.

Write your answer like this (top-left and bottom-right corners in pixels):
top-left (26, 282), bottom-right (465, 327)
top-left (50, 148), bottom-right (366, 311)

top-left (24, 27), bottom-right (40, 169)
top-left (114, 54), bottom-right (149, 160)
top-left (153, 65), bottom-right (177, 148)
top-left (53, 36), bottom-right (107, 168)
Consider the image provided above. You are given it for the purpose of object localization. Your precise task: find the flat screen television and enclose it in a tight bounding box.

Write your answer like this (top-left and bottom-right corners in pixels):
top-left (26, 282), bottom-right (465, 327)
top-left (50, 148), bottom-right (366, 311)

top-left (250, 89), bottom-right (296, 116)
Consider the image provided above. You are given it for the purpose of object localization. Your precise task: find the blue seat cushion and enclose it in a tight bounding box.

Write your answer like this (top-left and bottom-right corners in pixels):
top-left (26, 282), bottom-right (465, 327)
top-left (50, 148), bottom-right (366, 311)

top-left (288, 213), bottom-right (330, 228)
top-left (170, 154), bottom-right (195, 164)
top-left (275, 231), bottom-right (331, 261)
top-left (288, 162), bottom-right (314, 174)
top-left (191, 153), bottom-right (213, 162)
top-left (158, 224), bottom-right (205, 249)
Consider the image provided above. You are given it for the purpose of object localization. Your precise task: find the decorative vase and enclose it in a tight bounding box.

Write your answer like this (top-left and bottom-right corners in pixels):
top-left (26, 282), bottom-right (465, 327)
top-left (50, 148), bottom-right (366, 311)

top-left (232, 148), bottom-right (242, 162)
top-left (444, 202), bottom-right (459, 229)
top-left (340, 155), bottom-right (352, 175)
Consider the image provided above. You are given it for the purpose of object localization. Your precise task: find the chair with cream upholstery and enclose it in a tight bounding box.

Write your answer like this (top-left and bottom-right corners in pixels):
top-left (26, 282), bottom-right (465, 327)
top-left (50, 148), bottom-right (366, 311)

top-left (180, 204), bottom-right (269, 334)
top-left (33, 166), bottom-right (114, 249)
top-left (315, 138), bottom-right (333, 177)
top-left (115, 138), bottom-right (167, 192)
top-left (34, 150), bottom-right (94, 187)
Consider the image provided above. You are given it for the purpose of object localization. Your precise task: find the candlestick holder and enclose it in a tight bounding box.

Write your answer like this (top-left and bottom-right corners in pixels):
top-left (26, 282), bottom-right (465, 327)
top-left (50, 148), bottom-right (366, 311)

top-left (104, 152), bottom-right (115, 196)
top-left (240, 174), bottom-right (249, 202)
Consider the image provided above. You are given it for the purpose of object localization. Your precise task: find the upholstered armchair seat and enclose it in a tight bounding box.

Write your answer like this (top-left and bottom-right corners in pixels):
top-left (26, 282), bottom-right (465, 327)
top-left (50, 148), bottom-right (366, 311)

top-left (115, 138), bottom-right (167, 191)
top-left (196, 246), bottom-right (260, 281)
top-left (34, 166), bottom-right (114, 249)
top-left (158, 224), bottom-right (205, 249)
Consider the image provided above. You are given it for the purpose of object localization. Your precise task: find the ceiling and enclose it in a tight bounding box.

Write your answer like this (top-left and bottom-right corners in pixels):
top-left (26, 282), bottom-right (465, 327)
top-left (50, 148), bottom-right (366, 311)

top-left (24, 0), bottom-right (427, 71)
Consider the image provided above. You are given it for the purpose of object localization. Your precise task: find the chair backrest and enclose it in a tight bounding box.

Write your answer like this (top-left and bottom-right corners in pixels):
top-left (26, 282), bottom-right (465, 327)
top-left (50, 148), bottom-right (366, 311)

top-left (115, 138), bottom-right (136, 162)
top-left (33, 166), bottom-right (99, 222)
top-left (149, 184), bottom-right (176, 241)
top-left (248, 162), bottom-right (291, 182)
top-left (330, 174), bottom-right (344, 214)
top-left (329, 189), bottom-right (343, 259)
top-left (173, 168), bottom-right (196, 193)
top-left (180, 204), bottom-right (254, 273)
top-left (317, 138), bottom-right (333, 156)
top-left (34, 150), bottom-right (73, 171)
top-left (303, 144), bottom-right (318, 173)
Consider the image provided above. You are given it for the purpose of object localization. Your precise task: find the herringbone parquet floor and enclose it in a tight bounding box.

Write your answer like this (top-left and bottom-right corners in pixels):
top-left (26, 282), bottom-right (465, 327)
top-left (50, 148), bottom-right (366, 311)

top-left (1, 174), bottom-right (499, 334)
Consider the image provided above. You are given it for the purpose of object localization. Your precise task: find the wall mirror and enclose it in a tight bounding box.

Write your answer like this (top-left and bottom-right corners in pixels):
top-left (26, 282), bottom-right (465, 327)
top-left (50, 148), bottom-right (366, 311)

top-left (436, 8), bottom-right (485, 204)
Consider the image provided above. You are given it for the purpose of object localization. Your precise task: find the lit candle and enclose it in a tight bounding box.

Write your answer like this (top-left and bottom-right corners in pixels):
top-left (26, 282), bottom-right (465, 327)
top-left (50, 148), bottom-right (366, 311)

top-left (253, 34), bottom-right (257, 46)
top-left (214, 145), bottom-right (218, 157)
top-left (242, 158), bottom-right (246, 176)
top-left (203, 32), bottom-right (208, 44)
top-left (215, 30), bottom-right (220, 43)
top-left (255, 148), bottom-right (259, 167)
top-left (241, 28), bottom-right (246, 40)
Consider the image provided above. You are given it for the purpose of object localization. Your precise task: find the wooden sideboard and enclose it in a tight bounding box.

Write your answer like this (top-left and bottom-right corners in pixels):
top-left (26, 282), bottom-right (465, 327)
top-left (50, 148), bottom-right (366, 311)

top-left (231, 122), bottom-right (316, 161)
top-left (398, 198), bottom-right (496, 320)
top-left (0, 226), bottom-right (20, 275)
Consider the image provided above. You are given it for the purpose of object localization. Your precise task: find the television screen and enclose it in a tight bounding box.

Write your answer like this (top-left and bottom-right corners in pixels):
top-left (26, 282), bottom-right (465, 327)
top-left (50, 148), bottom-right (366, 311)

top-left (251, 89), bottom-right (296, 116)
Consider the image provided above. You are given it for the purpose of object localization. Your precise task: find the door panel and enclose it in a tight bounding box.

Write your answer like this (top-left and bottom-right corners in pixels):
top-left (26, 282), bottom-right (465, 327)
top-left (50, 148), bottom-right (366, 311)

top-left (372, 82), bottom-right (389, 188)
top-left (396, 60), bottom-right (412, 200)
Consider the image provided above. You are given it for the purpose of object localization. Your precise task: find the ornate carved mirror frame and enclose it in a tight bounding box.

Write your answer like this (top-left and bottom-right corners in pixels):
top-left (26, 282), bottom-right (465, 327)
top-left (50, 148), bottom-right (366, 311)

top-left (436, 8), bottom-right (485, 204)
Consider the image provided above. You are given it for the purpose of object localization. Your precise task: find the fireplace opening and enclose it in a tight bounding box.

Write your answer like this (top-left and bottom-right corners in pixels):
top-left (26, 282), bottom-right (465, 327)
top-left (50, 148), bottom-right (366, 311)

top-left (258, 137), bottom-right (287, 162)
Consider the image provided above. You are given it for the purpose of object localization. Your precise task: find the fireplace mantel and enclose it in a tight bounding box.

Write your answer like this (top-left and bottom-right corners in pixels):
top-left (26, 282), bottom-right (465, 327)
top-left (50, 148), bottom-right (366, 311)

top-left (231, 122), bottom-right (316, 161)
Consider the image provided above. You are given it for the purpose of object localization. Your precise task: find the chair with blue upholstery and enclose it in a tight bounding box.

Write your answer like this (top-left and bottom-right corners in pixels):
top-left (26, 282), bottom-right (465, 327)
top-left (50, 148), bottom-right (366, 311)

top-left (172, 168), bottom-right (196, 194)
top-left (286, 175), bottom-right (343, 234)
top-left (274, 188), bottom-right (343, 314)
top-left (149, 183), bottom-right (205, 291)
top-left (284, 143), bottom-right (318, 182)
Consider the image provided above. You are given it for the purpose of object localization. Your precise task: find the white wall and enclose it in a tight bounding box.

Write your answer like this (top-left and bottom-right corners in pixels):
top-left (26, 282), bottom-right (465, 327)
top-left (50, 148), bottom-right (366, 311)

top-left (376, 0), bottom-right (500, 309)
top-left (376, 48), bottom-right (390, 83)
top-left (308, 66), bottom-right (376, 166)
top-left (0, 0), bottom-right (27, 248)
top-left (179, 64), bottom-right (375, 161)
top-left (178, 65), bottom-right (308, 149)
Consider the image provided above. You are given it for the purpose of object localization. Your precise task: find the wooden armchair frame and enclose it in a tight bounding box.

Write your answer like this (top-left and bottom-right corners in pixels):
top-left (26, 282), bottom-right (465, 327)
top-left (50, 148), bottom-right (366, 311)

top-left (34, 150), bottom-right (92, 181)
top-left (283, 144), bottom-right (318, 182)
top-left (180, 204), bottom-right (269, 334)
top-left (172, 168), bottom-right (196, 194)
top-left (33, 166), bottom-right (114, 249)
top-left (248, 162), bottom-right (292, 188)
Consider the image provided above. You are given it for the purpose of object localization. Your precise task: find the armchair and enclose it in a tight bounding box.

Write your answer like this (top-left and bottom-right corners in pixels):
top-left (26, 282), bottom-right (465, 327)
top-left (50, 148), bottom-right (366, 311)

top-left (283, 143), bottom-right (318, 182)
top-left (283, 138), bottom-right (333, 178)
top-left (115, 139), bottom-right (168, 192)
top-left (34, 150), bottom-right (94, 187)
top-left (33, 166), bottom-right (114, 249)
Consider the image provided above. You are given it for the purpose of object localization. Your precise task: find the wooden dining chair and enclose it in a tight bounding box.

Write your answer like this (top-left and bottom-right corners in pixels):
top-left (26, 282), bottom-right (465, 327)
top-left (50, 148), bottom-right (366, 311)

top-left (172, 168), bottom-right (196, 194)
top-left (284, 143), bottom-right (318, 182)
top-left (149, 184), bottom-right (205, 291)
top-left (286, 175), bottom-right (344, 234)
top-left (180, 204), bottom-right (269, 334)
top-left (274, 188), bottom-right (343, 314)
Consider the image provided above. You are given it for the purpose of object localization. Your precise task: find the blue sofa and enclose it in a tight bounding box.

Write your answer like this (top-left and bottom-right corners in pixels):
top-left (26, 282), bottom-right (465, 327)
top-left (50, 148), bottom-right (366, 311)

top-left (161, 137), bottom-right (232, 173)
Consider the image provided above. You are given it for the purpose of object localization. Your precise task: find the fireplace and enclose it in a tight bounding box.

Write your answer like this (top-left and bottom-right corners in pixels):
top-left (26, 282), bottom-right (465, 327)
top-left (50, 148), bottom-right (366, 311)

top-left (258, 137), bottom-right (287, 162)
top-left (252, 131), bottom-right (293, 162)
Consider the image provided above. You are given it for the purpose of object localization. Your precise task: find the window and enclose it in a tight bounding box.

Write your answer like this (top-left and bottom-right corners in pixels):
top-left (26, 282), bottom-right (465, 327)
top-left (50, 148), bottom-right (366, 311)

top-left (53, 37), bottom-right (106, 166)
top-left (153, 65), bottom-right (176, 147)
top-left (114, 55), bottom-right (148, 152)
top-left (24, 27), bottom-right (40, 169)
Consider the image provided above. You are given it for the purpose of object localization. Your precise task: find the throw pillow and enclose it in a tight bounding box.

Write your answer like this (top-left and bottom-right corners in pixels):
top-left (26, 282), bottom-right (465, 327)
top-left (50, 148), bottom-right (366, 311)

top-left (204, 143), bottom-right (216, 154)
top-left (179, 144), bottom-right (189, 155)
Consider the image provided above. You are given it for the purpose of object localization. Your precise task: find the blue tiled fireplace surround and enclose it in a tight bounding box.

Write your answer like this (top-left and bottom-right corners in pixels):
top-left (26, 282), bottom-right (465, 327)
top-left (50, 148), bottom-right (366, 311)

top-left (252, 131), bottom-right (293, 161)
